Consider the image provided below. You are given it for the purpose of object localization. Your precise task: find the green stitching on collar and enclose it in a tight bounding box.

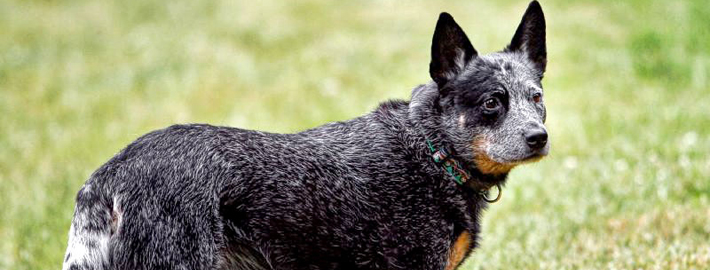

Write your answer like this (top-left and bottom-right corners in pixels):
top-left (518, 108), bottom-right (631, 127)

top-left (426, 140), bottom-right (471, 185)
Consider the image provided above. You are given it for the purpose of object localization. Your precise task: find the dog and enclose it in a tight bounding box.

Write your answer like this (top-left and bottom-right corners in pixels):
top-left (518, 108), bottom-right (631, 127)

top-left (62, 1), bottom-right (548, 269)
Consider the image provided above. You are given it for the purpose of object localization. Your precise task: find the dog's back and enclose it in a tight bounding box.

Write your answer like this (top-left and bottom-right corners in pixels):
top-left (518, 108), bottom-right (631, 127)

top-left (64, 103), bottom-right (456, 269)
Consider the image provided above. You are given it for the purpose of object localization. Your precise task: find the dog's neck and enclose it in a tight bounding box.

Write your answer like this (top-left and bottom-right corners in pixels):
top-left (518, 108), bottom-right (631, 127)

top-left (407, 82), bottom-right (508, 193)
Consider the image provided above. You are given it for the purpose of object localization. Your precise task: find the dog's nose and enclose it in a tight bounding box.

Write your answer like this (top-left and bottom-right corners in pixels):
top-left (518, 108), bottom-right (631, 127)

top-left (524, 128), bottom-right (548, 150)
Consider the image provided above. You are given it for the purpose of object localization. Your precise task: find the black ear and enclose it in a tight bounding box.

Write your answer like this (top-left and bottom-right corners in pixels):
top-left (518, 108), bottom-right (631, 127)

top-left (430, 13), bottom-right (477, 88)
top-left (507, 1), bottom-right (547, 73)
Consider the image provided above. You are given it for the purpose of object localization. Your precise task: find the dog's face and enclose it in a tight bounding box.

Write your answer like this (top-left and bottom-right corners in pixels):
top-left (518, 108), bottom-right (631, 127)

top-left (430, 1), bottom-right (548, 175)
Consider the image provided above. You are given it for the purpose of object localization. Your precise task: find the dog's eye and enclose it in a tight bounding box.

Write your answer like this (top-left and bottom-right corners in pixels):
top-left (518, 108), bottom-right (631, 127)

top-left (483, 98), bottom-right (499, 110)
top-left (532, 93), bottom-right (542, 103)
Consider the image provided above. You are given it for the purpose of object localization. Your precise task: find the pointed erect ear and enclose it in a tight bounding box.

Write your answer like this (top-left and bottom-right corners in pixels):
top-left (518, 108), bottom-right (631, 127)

top-left (430, 13), bottom-right (477, 88)
top-left (507, 1), bottom-right (547, 74)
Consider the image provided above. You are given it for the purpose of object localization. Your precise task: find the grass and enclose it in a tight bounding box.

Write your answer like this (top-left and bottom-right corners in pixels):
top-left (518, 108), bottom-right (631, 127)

top-left (1, 0), bottom-right (708, 269)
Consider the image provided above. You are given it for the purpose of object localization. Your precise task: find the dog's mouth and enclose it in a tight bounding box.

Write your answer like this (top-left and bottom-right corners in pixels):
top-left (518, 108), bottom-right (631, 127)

top-left (471, 137), bottom-right (548, 175)
top-left (520, 150), bottom-right (547, 162)
top-left (472, 153), bottom-right (516, 175)
top-left (473, 152), bottom-right (545, 175)
top-left (525, 155), bottom-right (544, 162)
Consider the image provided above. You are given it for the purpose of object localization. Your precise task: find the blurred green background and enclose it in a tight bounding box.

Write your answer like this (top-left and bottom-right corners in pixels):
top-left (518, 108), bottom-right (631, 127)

top-left (1, 0), bottom-right (709, 269)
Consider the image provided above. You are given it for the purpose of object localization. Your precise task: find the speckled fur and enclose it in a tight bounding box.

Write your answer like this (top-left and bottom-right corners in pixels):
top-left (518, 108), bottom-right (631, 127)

top-left (63, 2), bottom-right (548, 269)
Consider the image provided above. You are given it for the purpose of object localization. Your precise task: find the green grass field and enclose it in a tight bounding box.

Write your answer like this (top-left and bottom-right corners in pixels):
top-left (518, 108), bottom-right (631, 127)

top-left (1, 0), bottom-right (709, 269)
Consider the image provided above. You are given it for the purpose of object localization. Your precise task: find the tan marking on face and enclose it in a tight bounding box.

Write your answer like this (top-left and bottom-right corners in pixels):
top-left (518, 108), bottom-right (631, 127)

top-left (471, 136), bottom-right (517, 175)
top-left (446, 231), bottom-right (473, 270)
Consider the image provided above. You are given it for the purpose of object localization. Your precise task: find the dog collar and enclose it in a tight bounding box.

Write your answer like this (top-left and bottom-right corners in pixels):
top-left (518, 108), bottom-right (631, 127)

top-left (426, 140), bottom-right (470, 184)
top-left (426, 140), bottom-right (502, 203)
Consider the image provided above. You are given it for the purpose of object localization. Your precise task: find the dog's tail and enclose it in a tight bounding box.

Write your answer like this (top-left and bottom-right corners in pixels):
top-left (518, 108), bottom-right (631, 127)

top-left (62, 183), bottom-right (114, 270)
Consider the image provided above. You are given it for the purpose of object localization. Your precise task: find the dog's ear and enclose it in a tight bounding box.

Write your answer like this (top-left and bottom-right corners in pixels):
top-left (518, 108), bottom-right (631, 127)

top-left (506, 1), bottom-right (546, 74)
top-left (430, 13), bottom-right (477, 88)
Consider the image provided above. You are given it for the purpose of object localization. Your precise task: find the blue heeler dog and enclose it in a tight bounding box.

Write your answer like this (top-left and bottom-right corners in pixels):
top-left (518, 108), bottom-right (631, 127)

top-left (63, 1), bottom-right (548, 269)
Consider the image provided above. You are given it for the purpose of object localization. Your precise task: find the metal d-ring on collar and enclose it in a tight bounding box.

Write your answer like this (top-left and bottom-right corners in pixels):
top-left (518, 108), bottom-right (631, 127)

top-left (426, 140), bottom-right (502, 203)
top-left (481, 183), bottom-right (502, 203)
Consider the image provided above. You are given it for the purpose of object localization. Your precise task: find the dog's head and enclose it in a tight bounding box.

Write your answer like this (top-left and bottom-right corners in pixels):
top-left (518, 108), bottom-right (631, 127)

top-left (428, 1), bottom-right (548, 175)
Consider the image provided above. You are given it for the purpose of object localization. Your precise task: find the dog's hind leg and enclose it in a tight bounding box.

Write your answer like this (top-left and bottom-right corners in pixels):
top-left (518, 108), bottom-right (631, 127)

top-left (63, 183), bottom-right (222, 270)
top-left (62, 184), bottom-right (113, 270)
top-left (107, 192), bottom-right (223, 269)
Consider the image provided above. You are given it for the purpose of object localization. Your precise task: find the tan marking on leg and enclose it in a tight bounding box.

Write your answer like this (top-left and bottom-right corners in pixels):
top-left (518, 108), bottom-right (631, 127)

top-left (446, 231), bottom-right (473, 270)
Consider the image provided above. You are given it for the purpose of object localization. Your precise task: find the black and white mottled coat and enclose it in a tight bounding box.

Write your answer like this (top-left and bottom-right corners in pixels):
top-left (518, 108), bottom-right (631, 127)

top-left (62, 2), bottom-right (549, 269)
